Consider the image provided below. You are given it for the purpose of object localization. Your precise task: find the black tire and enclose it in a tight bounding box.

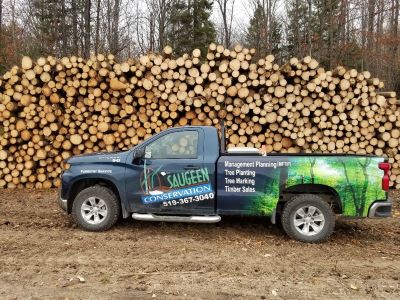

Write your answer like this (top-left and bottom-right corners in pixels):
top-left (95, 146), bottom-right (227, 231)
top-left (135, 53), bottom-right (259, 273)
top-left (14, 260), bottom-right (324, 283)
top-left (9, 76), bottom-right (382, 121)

top-left (72, 185), bottom-right (120, 232)
top-left (281, 194), bottom-right (335, 243)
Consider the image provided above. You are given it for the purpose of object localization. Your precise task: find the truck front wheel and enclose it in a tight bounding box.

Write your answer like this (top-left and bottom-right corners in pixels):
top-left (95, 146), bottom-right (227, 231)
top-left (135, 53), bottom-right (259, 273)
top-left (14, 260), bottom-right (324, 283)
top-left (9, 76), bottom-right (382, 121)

top-left (281, 194), bottom-right (335, 243)
top-left (72, 185), bottom-right (120, 231)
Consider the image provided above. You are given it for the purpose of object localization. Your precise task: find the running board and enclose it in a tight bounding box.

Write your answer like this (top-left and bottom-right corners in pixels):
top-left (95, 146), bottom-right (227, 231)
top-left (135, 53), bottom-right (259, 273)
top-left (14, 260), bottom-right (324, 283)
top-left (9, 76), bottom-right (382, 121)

top-left (132, 213), bottom-right (221, 223)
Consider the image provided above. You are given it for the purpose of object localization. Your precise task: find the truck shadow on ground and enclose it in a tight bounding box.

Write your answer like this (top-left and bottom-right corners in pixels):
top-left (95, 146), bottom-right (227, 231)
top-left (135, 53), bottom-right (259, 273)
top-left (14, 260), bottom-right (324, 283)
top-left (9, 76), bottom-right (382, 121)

top-left (111, 215), bottom-right (393, 244)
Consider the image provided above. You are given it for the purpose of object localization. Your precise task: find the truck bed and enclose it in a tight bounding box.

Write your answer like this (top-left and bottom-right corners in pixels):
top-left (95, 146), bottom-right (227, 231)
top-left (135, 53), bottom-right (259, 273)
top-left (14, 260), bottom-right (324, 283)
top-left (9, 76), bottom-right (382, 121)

top-left (216, 153), bottom-right (386, 217)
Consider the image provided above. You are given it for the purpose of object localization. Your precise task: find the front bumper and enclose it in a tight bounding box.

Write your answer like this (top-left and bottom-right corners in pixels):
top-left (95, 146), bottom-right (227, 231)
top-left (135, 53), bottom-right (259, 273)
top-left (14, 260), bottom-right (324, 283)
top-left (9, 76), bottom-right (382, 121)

top-left (368, 200), bottom-right (392, 218)
top-left (57, 190), bottom-right (68, 212)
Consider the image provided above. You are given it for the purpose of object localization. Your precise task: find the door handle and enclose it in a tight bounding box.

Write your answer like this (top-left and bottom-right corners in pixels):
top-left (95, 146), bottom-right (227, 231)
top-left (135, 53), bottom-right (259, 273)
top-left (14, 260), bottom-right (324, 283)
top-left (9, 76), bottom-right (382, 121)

top-left (184, 165), bottom-right (199, 170)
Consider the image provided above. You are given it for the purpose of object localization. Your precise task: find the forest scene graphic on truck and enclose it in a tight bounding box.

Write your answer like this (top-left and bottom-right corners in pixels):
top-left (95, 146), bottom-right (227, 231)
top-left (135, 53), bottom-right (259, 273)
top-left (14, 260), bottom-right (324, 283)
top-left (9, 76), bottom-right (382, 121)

top-left (250, 156), bottom-right (386, 217)
top-left (140, 166), bottom-right (215, 206)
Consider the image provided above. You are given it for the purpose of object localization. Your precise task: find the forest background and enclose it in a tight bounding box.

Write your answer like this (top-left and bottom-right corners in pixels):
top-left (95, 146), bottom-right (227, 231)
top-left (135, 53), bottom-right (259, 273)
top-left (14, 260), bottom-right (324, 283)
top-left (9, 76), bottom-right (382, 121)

top-left (0, 0), bottom-right (399, 92)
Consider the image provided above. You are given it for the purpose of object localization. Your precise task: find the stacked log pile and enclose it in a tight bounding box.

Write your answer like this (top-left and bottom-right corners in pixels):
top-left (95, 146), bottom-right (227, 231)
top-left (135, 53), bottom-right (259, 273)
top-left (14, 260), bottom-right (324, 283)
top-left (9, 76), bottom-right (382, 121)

top-left (0, 44), bottom-right (400, 188)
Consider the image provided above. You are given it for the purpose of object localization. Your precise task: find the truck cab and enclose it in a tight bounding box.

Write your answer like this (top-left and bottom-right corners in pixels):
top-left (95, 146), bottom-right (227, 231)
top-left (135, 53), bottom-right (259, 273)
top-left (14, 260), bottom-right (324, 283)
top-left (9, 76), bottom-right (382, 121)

top-left (58, 126), bottom-right (392, 243)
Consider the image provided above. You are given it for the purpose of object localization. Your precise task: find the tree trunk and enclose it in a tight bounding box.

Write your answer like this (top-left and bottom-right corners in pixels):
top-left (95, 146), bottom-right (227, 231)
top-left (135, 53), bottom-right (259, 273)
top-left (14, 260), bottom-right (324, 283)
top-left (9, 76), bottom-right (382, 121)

top-left (358, 158), bottom-right (372, 216)
top-left (0, 0), bottom-right (3, 36)
top-left (389, 0), bottom-right (399, 88)
top-left (307, 0), bottom-right (312, 56)
top-left (338, 158), bottom-right (358, 215)
top-left (84, 0), bottom-right (91, 59)
top-left (110, 0), bottom-right (120, 55)
top-left (345, 0), bottom-right (350, 43)
top-left (72, 0), bottom-right (79, 54)
top-left (61, 0), bottom-right (67, 56)
top-left (280, 163), bottom-right (289, 190)
top-left (95, 0), bottom-right (101, 55)
top-left (216, 0), bottom-right (232, 48)
top-left (157, 0), bottom-right (168, 51)
top-left (149, 10), bottom-right (155, 52)
top-left (338, 0), bottom-right (347, 46)
top-left (375, 0), bottom-right (384, 63)
top-left (294, 0), bottom-right (301, 56)
top-left (309, 158), bottom-right (316, 184)
top-left (266, 0), bottom-right (273, 53)
top-left (192, 0), bottom-right (197, 48)
top-left (10, 0), bottom-right (16, 54)
top-left (367, 0), bottom-right (376, 50)
top-left (327, 0), bottom-right (333, 68)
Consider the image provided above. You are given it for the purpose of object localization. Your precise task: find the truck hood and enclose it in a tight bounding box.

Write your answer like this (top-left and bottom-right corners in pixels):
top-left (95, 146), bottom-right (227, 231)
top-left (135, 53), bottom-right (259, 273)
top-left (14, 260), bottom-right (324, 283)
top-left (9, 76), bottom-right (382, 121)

top-left (67, 150), bottom-right (130, 164)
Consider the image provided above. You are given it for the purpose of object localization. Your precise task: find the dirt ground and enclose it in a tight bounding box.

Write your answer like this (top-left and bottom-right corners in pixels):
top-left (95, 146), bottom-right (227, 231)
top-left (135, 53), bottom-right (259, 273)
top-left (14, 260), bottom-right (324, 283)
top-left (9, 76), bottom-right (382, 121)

top-left (0, 190), bottom-right (399, 300)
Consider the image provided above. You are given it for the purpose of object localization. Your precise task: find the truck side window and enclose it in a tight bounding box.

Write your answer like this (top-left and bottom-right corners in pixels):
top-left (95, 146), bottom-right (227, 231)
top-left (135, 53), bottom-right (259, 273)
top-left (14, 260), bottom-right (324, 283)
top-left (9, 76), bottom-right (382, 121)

top-left (145, 131), bottom-right (199, 159)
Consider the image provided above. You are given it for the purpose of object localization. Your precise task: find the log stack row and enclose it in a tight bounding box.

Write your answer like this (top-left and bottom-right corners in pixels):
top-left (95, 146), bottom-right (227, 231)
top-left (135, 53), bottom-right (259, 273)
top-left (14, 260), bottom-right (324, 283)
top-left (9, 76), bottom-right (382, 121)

top-left (0, 43), bottom-right (400, 188)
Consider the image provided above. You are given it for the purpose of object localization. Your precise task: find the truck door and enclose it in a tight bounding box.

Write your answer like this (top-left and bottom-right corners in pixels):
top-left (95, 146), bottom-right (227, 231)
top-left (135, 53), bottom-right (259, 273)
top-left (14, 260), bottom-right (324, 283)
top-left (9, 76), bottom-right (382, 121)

top-left (125, 128), bottom-right (216, 215)
top-left (216, 156), bottom-right (286, 216)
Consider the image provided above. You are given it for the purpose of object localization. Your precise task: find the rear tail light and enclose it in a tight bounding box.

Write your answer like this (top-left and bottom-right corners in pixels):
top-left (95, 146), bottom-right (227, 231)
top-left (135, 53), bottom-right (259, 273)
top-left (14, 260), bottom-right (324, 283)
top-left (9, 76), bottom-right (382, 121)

top-left (378, 162), bottom-right (390, 191)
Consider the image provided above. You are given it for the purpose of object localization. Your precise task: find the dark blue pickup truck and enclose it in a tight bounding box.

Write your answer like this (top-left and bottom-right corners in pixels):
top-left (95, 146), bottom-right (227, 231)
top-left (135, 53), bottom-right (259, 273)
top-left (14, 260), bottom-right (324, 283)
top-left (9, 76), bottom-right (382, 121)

top-left (58, 126), bottom-right (391, 242)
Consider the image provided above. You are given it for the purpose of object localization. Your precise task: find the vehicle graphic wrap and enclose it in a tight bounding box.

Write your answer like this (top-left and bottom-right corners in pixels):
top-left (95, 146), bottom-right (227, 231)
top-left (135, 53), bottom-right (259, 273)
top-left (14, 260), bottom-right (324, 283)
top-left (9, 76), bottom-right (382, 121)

top-left (140, 163), bottom-right (215, 207)
top-left (218, 156), bottom-right (386, 217)
top-left (284, 156), bottom-right (386, 217)
top-left (217, 157), bottom-right (289, 215)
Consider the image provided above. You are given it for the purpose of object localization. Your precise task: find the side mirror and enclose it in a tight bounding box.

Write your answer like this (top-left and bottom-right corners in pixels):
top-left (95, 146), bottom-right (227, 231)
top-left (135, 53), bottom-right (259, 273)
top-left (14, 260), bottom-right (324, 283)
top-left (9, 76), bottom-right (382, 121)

top-left (133, 148), bottom-right (145, 160)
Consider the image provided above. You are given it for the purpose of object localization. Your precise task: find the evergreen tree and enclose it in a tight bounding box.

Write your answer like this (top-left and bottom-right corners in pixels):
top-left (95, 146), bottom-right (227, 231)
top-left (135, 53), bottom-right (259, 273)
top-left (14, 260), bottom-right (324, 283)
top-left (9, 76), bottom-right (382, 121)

top-left (285, 0), bottom-right (309, 59)
top-left (312, 0), bottom-right (341, 67)
top-left (245, 2), bottom-right (282, 61)
top-left (245, 4), bottom-right (264, 54)
top-left (30, 0), bottom-right (68, 56)
top-left (167, 0), bottom-right (216, 57)
top-left (285, 0), bottom-right (346, 67)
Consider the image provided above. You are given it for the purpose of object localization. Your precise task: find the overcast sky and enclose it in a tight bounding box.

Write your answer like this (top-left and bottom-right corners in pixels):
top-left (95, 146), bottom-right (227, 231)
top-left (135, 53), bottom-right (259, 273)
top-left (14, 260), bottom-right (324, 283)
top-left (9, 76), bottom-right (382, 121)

top-left (210, 0), bottom-right (250, 27)
top-left (210, 0), bottom-right (286, 41)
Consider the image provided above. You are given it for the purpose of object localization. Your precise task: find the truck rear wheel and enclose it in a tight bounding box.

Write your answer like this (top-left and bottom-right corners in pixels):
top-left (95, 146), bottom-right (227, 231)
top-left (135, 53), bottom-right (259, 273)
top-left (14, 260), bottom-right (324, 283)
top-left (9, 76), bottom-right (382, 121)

top-left (72, 185), bottom-right (120, 232)
top-left (281, 194), bottom-right (335, 243)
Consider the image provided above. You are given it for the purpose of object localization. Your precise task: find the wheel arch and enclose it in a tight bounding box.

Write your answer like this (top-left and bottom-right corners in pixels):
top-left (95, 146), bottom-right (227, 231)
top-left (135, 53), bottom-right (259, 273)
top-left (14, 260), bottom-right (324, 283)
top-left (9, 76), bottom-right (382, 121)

top-left (67, 177), bottom-right (129, 218)
top-left (278, 183), bottom-right (342, 214)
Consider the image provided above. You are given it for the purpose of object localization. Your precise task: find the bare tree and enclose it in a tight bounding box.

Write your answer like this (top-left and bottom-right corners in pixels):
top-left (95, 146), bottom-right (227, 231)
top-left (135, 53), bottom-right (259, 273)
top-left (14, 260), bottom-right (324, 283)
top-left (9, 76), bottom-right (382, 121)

top-left (146, 0), bottom-right (156, 51)
top-left (135, 1), bottom-right (147, 54)
top-left (71, 0), bottom-right (79, 54)
top-left (390, 0), bottom-right (399, 50)
top-left (391, 0), bottom-right (399, 43)
top-left (0, 0), bottom-right (3, 36)
top-left (157, 0), bottom-right (174, 51)
top-left (0, 0), bottom-right (399, 96)
top-left (109, 0), bottom-right (120, 55)
top-left (367, 0), bottom-right (376, 50)
top-left (284, 0), bottom-right (306, 58)
top-left (10, 0), bottom-right (16, 51)
top-left (61, 0), bottom-right (67, 56)
top-left (215, 0), bottom-right (235, 48)
top-left (142, 0), bottom-right (175, 52)
top-left (84, 0), bottom-right (91, 58)
top-left (95, 0), bottom-right (101, 54)
top-left (116, 1), bottom-right (141, 57)
top-left (246, 0), bottom-right (280, 58)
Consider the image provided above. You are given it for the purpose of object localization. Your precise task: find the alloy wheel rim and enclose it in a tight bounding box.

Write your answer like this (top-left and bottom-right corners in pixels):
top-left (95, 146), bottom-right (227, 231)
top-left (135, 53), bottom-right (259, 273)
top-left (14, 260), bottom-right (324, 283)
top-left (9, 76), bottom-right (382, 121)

top-left (293, 205), bottom-right (325, 236)
top-left (81, 197), bottom-right (108, 225)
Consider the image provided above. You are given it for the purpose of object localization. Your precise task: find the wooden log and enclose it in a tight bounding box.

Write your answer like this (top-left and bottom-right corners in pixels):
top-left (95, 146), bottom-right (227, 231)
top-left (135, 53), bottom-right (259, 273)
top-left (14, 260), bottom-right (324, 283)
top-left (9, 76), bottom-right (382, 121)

top-left (0, 49), bottom-right (399, 189)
